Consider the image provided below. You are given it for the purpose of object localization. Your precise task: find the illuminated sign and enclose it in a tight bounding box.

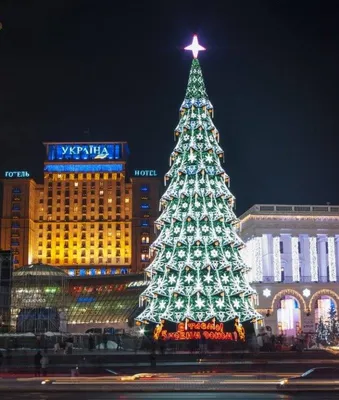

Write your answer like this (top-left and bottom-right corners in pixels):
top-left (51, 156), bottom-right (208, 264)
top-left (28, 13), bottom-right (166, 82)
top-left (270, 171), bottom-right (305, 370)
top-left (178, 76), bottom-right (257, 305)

top-left (44, 164), bottom-right (124, 173)
top-left (4, 171), bottom-right (30, 178)
top-left (134, 170), bottom-right (158, 177)
top-left (159, 321), bottom-right (237, 341)
top-left (47, 143), bottom-right (123, 161)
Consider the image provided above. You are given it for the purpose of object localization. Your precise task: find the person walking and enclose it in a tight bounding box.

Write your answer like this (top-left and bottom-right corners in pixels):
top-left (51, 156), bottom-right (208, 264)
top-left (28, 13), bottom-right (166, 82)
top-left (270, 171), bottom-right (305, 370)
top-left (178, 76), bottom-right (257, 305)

top-left (116, 335), bottom-right (123, 351)
top-left (34, 351), bottom-right (42, 377)
top-left (40, 351), bottom-right (49, 377)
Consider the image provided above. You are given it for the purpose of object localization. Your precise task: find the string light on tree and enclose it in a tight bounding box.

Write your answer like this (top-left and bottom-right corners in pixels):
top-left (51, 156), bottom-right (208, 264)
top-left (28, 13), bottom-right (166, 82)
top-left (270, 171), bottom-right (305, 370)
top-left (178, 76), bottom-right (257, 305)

top-left (136, 35), bottom-right (261, 333)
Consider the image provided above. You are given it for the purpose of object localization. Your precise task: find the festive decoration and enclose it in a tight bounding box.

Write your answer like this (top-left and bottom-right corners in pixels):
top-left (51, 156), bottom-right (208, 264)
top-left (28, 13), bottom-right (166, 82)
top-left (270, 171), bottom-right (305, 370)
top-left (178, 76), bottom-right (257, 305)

top-left (254, 236), bottom-right (263, 282)
top-left (328, 236), bottom-right (336, 282)
top-left (184, 35), bottom-right (206, 59)
top-left (309, 236), bottom-right (318, 282)
top-left (263, 288), bottom-right (271, 298)
top-left (273, 236), bottom-right (282, 282)
top-left (302, 288), bottom-right (311, 298)
top-left (136, 36), bottom-right (261, 332)
top-left (291, 236), bottom-right (300, 282)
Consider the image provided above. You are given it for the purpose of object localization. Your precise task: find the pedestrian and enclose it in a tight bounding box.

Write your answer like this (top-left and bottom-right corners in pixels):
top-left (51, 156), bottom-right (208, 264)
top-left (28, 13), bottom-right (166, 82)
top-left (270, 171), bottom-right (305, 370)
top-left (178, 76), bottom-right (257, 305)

top-left (40, 351), bottom-right (49, 377)
top-left (34, 350), bottom-right (42, 377)
top-left (116, 335), bottom-right (123, 351)
top-left (88, 334), bottom-right (94, 351)
top-left (102, 333), bottom-right (108, 350)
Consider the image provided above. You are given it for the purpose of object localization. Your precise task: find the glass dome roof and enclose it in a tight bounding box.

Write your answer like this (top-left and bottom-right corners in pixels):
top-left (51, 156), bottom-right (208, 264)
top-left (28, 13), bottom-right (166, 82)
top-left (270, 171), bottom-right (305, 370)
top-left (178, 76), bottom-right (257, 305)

top-left (14, 263), bottom-right (68, 278)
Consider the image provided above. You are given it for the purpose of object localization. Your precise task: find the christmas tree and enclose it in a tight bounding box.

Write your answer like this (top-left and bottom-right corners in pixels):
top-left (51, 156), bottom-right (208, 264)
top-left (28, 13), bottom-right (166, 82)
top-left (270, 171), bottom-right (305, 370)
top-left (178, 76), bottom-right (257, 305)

top-left (136, 36), bottom-right (262, 336)
top-left (316, 317), bottom-right (329, 346)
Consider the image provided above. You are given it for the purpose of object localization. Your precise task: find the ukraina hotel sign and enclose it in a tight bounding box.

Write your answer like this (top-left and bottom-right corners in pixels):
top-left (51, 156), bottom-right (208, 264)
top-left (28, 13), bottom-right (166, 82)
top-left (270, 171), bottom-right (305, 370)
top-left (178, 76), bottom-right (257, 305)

top-left (47, 143), bottom-right (123, 161)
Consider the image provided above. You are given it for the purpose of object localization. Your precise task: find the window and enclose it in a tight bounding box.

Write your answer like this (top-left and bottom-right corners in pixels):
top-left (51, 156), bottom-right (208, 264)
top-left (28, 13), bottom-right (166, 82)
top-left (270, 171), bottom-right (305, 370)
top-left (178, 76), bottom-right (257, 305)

top-left (280, 241), bottom-right (284, 254)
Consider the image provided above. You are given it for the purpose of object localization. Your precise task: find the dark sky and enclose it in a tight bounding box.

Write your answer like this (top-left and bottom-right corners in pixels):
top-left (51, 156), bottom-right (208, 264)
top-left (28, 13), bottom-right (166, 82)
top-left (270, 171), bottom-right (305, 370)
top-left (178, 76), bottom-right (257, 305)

top-left (1, 0), bottom-right (339, 214)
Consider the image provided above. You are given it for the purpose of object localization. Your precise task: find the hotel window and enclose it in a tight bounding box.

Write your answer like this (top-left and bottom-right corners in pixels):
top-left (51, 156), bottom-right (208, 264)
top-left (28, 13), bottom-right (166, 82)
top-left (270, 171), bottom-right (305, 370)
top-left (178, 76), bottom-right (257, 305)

top-left (99, 190), bottom-right (104, 195)
top-left (38, 250), bottom-right (42, 256)
top-left (108, 198), bottom-right (112, 203)
top-left (116, 241), bottom-right (121, 248)
top-left (72, 258), bottom-right (77, 264)
top-left (55, 259), bottom-right (60, 264)
top-left (124, 258), bottom-right (129, 264)
top-left (108, 249), bottom-right (111, 255)
top-left (116, 250), bottom-right (121, 257)
top-left (47, 258), bottom-right (51, 264)
top-left (56, 250), bottom-right (60, 256)
top-left (47, 250), bottom-right (51, 257)
top-left (107, 258), bottom-right (112, 264)
top-left (38, 242), bottom-right (43, 247)
top-left (90, 258), bottom-right (95, 264)
top-left (73, 250), bottom-right (77, 255)
top-left (141, 234), bottom-right (150, 244)
top-left (90, 249), bottom-right (94, 255)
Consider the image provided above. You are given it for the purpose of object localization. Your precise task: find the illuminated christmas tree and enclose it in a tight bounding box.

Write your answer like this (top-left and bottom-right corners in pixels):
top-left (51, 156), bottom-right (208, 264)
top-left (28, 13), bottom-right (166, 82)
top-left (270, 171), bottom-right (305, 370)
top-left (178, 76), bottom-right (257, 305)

top-left (136, 36), bottom-right (261, 335)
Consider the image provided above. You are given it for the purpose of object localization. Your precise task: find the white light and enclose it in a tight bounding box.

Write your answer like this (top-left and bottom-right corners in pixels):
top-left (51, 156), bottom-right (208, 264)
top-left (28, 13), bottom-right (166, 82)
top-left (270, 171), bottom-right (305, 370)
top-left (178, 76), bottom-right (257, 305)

top-left (291, 236), bottom-right (300, 282)
top-left (184, 35), bottom-right (206, 58)
top-left (309, 236), bottom-right (318, 282)
top-left (303, 288), bottom-right (311, 298)
top-left (273, 236), bottom-right (282, 282)
top-left (263, 288), bottom-right (271, 298)
top-left (254, 236), bottom-right (263, 282)
top-left (139, 328), bottom-right (145, 336)
top-left (328, 236), bottom-right (336, 282)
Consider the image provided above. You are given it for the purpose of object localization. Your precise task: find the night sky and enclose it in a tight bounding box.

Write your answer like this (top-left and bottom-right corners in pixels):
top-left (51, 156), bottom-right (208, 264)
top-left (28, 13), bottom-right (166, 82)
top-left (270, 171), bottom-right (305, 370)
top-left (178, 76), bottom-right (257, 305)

top-left (1, 1), bottom-right (339, 214)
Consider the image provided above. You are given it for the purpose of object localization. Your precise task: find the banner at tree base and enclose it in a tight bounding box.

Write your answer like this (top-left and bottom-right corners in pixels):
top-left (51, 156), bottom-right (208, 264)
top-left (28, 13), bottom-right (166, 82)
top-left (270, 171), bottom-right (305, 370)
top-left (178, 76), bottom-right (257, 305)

top-left (154, 318), bottom-right (246, 342)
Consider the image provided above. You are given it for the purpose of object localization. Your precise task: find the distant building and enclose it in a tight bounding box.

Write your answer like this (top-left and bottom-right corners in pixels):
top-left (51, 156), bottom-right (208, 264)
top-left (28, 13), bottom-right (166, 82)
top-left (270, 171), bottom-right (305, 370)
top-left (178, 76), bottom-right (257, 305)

top-left (239, 204), bottom-right (339, 336)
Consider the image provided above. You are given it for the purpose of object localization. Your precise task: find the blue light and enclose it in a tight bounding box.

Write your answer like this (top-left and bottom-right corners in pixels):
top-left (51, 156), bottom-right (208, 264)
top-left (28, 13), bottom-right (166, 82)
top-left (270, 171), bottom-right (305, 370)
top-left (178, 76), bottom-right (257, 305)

top-left (121, 268), bottom-right (128, 275)
top-left (77, 297), bottom-right (95, 303)
top-left (101, 268), bottom-right (106, 275)
top-left (47, 144), bottom-right (122, 161)
top-left (79, 268), bottom-right (86, 276)
top-left (141, 220), bottom-right (149, 227)
top-left (140, 185), bottom-right (149, 192)
top-left (90, 268), bottom-right (96, 276)
top-left (44, 164), bottom-right (124, 173)
top-left (110, 268), bottom-right (116, 275)
top-left (140, 203), bottom-right (150, 209)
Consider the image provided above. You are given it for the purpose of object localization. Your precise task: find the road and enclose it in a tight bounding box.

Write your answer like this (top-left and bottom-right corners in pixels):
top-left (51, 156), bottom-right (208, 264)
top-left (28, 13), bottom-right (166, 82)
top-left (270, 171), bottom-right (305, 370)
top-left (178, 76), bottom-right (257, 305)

top-left (2, 393), bottom-right (339, 400)
top-left (0, 372), bottom-right (339, 394)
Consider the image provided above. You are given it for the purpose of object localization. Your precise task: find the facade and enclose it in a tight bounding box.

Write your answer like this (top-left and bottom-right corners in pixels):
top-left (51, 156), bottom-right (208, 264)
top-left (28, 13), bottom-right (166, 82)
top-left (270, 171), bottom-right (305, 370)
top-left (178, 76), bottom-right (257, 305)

top-left (0, 142), bottom-right (162, 275)
top-left (131, 169), bottom-right (162, 273)
top-left (239, 204), bottom-right (339, 336)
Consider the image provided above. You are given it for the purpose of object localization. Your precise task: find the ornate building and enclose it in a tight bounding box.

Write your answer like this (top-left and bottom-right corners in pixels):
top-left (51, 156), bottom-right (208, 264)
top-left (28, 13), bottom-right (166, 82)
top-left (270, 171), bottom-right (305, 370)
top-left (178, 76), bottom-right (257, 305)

top-left (239, 204), bottom-right (339, 336)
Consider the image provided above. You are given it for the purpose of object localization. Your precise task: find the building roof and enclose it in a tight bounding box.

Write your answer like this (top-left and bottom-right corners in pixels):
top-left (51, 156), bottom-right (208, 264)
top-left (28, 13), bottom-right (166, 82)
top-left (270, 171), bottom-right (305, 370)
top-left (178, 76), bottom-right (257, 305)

top-left (14, 263), bottom-right (69, 278)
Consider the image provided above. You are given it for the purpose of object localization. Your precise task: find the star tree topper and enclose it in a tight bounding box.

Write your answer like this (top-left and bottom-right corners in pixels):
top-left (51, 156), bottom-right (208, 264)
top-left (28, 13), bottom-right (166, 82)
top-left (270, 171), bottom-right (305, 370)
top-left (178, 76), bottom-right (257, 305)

top-left (184, 35), bottom-right (206, 58)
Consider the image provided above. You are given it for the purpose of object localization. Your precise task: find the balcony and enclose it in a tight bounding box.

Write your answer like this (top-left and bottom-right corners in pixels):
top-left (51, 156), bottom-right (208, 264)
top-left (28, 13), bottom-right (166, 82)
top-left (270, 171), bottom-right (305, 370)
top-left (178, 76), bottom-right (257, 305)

top-left (256, 275), bottom-right (336, 283)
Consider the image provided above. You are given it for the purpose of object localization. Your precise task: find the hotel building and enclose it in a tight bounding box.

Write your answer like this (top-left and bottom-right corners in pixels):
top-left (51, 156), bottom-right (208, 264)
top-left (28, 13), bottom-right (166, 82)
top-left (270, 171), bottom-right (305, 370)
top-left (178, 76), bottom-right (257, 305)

top-left (240, 204), bottom-right (339, 336)
top-left (0, 142), bottom-right (161, 275)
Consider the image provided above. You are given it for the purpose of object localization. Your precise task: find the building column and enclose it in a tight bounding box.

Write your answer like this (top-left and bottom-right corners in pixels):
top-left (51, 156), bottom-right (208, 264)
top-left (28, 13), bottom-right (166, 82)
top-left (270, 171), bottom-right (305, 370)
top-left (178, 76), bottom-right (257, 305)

top-left (253, 235), bottom-right (263, 282)
top-left (291, 234), bottom-right (300, 282)
top-left (335, 236), bottom-right (339, 282)
top-left (273, 234), bottom-right (282, 282)
top-left (309, 235), bottom-right (318, 282)
top-left (317, 235), bottom-right (327, 282)
top-left (328, 235), bottom-right (336, 282)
